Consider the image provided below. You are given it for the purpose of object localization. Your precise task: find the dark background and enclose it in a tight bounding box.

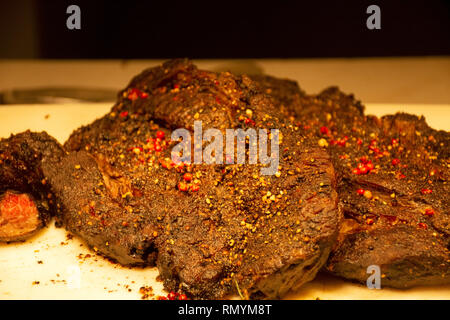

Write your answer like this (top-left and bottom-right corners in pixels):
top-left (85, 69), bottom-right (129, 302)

top-left (1, 0), bottom-right (449, 59)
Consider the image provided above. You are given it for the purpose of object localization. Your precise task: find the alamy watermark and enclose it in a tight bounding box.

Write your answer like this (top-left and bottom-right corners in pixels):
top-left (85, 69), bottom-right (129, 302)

top-left (366, 5), bottom-right (381, 30)
top-left (66, 5), bottom-right (81, 30)
top-left (366, 265), bottom-right (381, 289)
top-left (171, 121), bottom-right (280, 176)
top-left (66, 5), bottom-right (380, 31)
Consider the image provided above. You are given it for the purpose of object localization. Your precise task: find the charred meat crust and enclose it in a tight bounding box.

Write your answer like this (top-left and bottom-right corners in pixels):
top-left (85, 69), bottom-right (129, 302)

top-left (59, 59), bottom-right (341, 299)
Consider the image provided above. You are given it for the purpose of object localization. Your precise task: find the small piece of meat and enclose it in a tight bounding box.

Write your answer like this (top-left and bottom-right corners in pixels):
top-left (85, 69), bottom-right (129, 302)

top-left (252, 76), bottom-right (450, 288)
top-left (0, 131), bottom-right (65, 241)
top-left (0, 192), bottom-right (41, 241)
top-left (328, 224), bottom-right (450, 288)
top-left (57, 59), bottom-right (341, 299)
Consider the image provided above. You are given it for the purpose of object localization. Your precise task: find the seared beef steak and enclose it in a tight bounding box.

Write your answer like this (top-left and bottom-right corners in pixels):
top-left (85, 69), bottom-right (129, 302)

top-left (0, 131), bottom-right (64, 241)
top-left (55, 59), bottom-right (341, 299)
top-left (253, 77), bottom-right (450, 287)
top-left (326, 112), bottom-right (449, 287)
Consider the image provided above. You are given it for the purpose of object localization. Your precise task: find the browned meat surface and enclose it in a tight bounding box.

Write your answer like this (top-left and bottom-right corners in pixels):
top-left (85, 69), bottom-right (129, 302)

top-left (253, 77), bottom-right (450, 288)
top-left (50, 59), bottom-right (341, 299)
top-left (2, 61), bottom-right (446, 296)
top-left (0, 131), bottom-right (64, 241)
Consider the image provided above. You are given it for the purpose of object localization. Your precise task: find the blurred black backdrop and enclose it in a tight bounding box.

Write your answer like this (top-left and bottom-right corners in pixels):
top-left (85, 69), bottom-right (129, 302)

top-left (1, 0), bottom-right (449, 59)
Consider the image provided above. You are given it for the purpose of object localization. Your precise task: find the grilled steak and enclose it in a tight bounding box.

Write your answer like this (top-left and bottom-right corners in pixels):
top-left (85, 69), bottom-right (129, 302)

top-left (49, 59), bottom-right (341, 299)
top-left (0, 131), bottom-right (64, 241)
top-left (253, 77), bottom-right (450, 288)
top-left (2, 61), bottom-right (445, 296)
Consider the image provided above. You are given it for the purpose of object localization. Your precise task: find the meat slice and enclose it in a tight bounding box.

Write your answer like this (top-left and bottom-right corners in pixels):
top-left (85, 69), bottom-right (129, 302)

top-left (326, 112), bottom-right (450, 287)
top-left (0, 191), bottom-right (41, 241)
top-left (0, 131), bottom-right (64, 241)
top-left (253, 76), bottom-right (450, 288)
top-left (56, 59), bottom-right (341, 299)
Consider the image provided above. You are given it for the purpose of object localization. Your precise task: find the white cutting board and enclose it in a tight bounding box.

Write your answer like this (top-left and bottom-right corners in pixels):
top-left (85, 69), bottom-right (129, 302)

top-left (0, 103), bottom-right (449, 300)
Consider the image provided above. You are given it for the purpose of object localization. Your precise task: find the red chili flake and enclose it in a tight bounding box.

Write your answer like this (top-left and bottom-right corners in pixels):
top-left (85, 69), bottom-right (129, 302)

top-left (183, 173), bottom-right (193, 182)
top-left (156, 131), bottom-right (165, 139)
top-left (356, 138), bottom-right (363, 145)
top-left (357, 188), bottom-right (365, 195)
top-left (357, 163), bottom-right (368, 174)
top-left (369, 145), bottom-right (378, 152)
top-left (396, 172), bottom-right (406, 179)
top-left (391, 138), bottom-right (399, 146)
top-left (178, 294), bottom-right (188, 300)
top-left (190, 184), bottom-right (200, 192)
top-left (360, 156), bottom-right (369, 164)
top-left (320, 126), bottom-right (330, 135)
top-left (368, 140), bottom-right (381, 153)
top-left (128, 88), bottom-right (141, 101)
top-left (417, 222), bottom-right (428, 230)
top-left (178, 182), bottom-right (188, 192)
top-left (424, 208), bottom-right (435, 217)
top-left (140, 92), bottom-right (149, 99)
top-left (155, 144), bottom-right (162, 152)
top-left (366, 162), bottom-right (374, 171)
top-left (244, 118), bottom-right (255, 126)
top-left (366, 218), bottom-right (375, 225)
top-left (167, 291), bottom-right (177, 300)
top-left (173, 84), bottom-right (180, 89)
top-left (215, 96), bottom-right (221, 104)
top-left (119, 111), bottom-right (129, 118)
top-left (421, 188), bottom-right (432, 195)
top-left (392, 158), bottom-right (400, 166)
top-left (157, 296), bottom-right (168, 300)
top-left (352, 168), bottom-right (361, 175)
top-left (335, 136), bottom-right (348, 147)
